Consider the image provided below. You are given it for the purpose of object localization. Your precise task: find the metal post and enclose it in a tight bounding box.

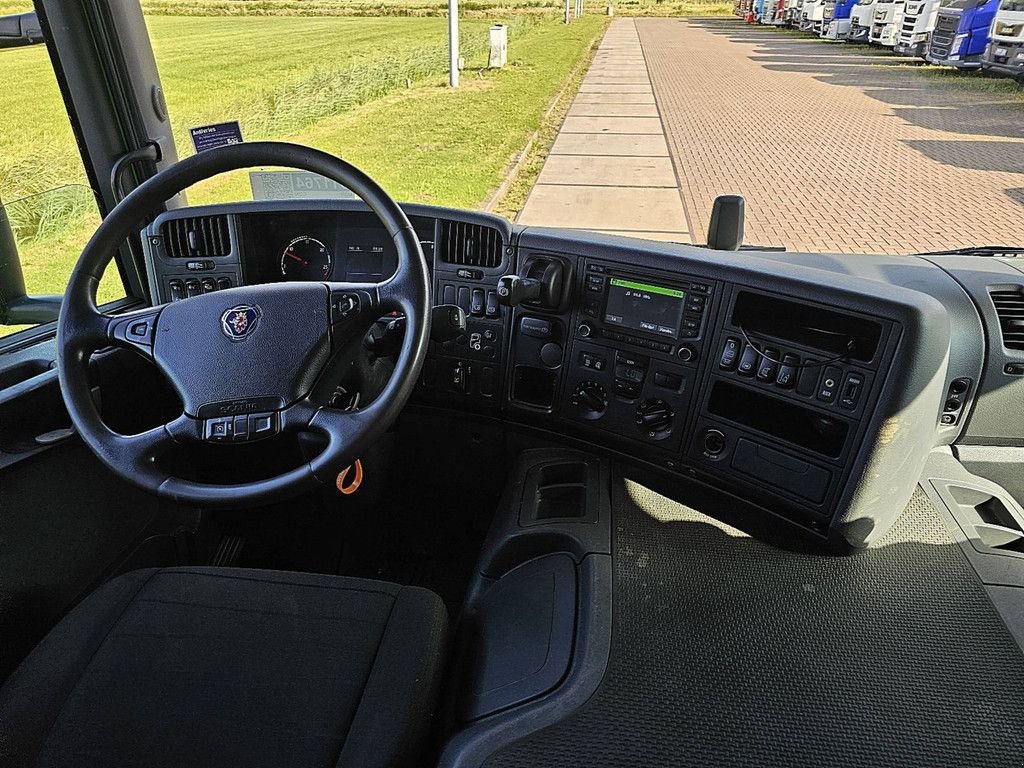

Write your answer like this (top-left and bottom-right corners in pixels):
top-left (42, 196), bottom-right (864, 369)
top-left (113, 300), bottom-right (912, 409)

top-left (448, 0), bottom-right (459, 87)
top-left (564, 0), bottom-right (570, 23)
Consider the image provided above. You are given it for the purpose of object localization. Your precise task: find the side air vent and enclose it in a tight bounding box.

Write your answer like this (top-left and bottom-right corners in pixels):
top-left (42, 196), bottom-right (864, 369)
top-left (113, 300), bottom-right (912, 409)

top-left (161, 215), bottom-right (231, 258)
top-left (438, 220), bottom-right (504, 269)
top-left (990, 287), bottom-right (1024, 350)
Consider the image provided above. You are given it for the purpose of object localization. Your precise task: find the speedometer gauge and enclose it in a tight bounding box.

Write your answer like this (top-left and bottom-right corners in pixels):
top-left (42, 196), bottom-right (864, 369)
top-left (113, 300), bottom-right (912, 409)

top-left (281, 236), bottom-right (333, 281)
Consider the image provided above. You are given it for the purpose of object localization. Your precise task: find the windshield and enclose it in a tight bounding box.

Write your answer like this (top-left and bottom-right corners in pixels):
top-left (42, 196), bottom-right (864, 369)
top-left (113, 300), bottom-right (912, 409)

top-left (941, 0), bottom-right (982, 8)
top-left (999, 0), bottom-right (1024, 9)
top-left (2, 0), bottom-right (1024, 338)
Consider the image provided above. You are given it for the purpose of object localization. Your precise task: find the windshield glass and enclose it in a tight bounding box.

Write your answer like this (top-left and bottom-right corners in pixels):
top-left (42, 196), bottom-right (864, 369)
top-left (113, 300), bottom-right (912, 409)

top-left (2, 0), bottom-right (1024, 312)
top-left (999, 0), bottom-right (1024, 10)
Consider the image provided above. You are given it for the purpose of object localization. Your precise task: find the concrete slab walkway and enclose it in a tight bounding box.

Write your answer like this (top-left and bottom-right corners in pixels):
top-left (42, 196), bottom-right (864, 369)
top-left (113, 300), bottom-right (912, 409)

top-left (517, 19), bottom-right (692, 243)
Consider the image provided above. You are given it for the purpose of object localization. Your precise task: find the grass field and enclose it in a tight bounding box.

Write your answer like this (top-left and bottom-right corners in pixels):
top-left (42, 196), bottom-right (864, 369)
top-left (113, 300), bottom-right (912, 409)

top-left (0, 3), bottom-right (610, 336)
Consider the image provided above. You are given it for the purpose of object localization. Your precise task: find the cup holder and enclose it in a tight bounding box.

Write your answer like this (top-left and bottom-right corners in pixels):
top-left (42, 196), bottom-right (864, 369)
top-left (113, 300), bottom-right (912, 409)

top-left (521, 459), bottom-right (598, 525)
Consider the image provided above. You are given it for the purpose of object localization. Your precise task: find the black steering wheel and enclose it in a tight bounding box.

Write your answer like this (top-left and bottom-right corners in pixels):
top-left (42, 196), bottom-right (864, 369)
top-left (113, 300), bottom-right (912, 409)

top-left (57, 142), bottom-right (431, 507)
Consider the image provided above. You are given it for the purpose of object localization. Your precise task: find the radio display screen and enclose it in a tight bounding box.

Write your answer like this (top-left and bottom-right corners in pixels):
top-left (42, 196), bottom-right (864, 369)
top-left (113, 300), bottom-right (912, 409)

top-left (603, 278), bottom-right (686, 337)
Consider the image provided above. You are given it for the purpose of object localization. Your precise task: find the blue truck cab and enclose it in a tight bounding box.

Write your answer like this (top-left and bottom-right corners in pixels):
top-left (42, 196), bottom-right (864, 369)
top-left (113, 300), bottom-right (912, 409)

top-left (982, 0), bottom-right (1024, 75)
top-left (822, 0), bottom-right (861, 38)
top-left (927, 0), bottom-right (999, 66)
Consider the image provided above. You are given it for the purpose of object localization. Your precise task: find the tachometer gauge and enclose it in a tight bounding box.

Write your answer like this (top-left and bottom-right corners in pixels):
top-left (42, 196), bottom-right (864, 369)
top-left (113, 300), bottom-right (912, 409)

top-left (281, 236), bottom-right (333, 281)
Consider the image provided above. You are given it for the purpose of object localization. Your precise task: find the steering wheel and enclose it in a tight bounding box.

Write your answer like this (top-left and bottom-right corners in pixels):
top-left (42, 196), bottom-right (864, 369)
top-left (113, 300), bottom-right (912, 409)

top-left (57, 142), bottom-right (431, 507)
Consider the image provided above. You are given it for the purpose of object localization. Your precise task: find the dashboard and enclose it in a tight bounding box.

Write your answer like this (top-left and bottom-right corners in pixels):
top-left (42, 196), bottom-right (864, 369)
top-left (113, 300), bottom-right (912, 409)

top-left (143, 200), bottom-right (1024, 548)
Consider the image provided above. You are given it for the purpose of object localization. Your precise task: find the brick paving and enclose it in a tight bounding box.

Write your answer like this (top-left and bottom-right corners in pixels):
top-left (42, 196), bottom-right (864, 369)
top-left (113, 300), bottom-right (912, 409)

top-left (639, 18), bottom-right (1024, 254)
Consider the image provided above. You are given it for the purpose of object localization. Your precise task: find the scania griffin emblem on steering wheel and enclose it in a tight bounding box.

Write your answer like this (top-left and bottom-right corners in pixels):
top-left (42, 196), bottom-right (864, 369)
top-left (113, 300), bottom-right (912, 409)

top-left (220, 304), bottom-right (261, 341)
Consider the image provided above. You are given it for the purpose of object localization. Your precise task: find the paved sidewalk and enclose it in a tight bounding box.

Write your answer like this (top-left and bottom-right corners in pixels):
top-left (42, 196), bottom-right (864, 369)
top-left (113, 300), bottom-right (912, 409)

top-left (521, 16), bottom-right (1024, 254)
top-left (517, 19), bottom-right (693, 243)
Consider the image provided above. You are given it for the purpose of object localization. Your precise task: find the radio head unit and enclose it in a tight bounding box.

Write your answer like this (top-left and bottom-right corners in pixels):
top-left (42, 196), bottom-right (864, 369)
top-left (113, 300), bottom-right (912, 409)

top-left (579, 262), bottom-right (712, 359)
top-left (604, 277), bottom-right (688, 338)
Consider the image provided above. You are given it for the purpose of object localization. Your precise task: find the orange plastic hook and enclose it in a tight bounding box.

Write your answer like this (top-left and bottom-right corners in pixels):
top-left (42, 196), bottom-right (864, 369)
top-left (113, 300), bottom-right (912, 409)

top-left (336, 459), bottom-right (364, 495)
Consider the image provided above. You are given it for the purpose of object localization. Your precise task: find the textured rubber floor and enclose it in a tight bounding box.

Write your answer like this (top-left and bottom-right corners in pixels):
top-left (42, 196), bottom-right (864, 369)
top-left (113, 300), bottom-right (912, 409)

top-left (484, 480), bottom-right (1024, 768)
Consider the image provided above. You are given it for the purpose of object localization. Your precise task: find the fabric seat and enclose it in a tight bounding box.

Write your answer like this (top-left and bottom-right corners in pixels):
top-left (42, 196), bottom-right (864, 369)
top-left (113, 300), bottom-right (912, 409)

top-left (0, 567), bottom-right (448, 768)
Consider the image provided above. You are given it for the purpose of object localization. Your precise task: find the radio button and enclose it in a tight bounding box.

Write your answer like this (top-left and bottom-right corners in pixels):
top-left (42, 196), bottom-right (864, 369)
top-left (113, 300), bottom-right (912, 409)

top-left (816, 365), bottom-right (844, 403)
top-left (615, 351), bottom-right (648, 368)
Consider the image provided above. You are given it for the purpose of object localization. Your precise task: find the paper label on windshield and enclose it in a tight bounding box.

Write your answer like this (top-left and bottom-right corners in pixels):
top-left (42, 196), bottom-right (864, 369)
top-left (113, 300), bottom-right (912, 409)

top-left (189, 121), bottom-right (243, 153)
top-left (249, 171), bottom-right (358, 201)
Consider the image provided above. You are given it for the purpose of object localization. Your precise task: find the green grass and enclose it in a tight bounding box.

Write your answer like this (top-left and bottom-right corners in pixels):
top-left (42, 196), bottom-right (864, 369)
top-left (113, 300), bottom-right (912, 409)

top-left (0, 8), bottom-right (606, 336)
top-left (187, 14), bottom-right (609, 206)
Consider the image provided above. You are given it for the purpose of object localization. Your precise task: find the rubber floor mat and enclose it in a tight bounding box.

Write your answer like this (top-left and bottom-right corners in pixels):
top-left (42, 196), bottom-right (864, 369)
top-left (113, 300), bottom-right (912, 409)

top-left (483, 480), bottom-right (1024, 767)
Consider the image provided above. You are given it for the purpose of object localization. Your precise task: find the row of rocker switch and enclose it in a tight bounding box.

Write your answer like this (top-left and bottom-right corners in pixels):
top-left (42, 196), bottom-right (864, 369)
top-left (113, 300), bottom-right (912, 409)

top-left (720, 338), bottom-right (797, 388)
top-left (169, 276), bottom-right (232, 301)
top-left (441, 284), bottom-right (499, 319)
top-left (720, 336), bottom-right (864, 410)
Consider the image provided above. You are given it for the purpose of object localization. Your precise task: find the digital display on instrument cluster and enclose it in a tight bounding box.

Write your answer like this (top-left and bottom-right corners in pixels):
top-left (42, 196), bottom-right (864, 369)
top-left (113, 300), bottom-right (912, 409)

top-left (241, 210), bottom-right (433, 286)
top-left (603, 277), bottom-right (686, 337)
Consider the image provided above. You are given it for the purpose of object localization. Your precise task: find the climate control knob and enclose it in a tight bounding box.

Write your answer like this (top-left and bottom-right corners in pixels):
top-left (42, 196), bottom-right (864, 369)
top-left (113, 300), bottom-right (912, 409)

top-left (570, 380), bottom-right (607, 420)
top-left (635, 398), bottom-right (674, 440)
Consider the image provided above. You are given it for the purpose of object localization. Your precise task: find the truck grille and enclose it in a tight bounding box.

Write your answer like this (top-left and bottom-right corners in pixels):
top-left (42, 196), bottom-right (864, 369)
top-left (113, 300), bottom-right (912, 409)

top-left (929, 12), bottom-right (957, 57)
top-left (900, 14), bottom-right (918, 41)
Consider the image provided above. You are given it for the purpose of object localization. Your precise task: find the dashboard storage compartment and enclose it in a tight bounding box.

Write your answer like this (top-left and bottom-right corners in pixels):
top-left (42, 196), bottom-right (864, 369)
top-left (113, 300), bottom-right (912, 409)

top-left (707, 380), bottom-right (849, 458)
top-left (460, 553), bottom-right (577, 721)
top-left (512, 366), bottom-right (557, 409)
top-left (731, 438), bottom-right (831, 504)
top-left (731, 290), bottom-right (882, 363)
top-left (520, 458), bottom-right (601, 525)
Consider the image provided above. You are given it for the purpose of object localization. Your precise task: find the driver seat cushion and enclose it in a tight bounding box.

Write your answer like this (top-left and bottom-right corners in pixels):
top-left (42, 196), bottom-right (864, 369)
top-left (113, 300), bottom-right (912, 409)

top-left (0, 567), bottom-right (448, 768)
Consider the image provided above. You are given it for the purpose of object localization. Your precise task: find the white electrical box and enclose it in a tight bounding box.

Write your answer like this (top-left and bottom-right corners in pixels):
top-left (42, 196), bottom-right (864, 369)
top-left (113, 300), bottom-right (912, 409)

top-left (489, 24), bottom-right (508, 68)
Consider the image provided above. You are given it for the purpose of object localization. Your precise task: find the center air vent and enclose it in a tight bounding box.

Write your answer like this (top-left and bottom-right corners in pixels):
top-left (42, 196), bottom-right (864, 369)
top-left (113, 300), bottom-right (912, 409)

top-left (990, 287), bottom-right (1024, 350)
top-left (438, 220), bottom-right (503, 269)
top-left (161, 215), bottom-right (231, 259)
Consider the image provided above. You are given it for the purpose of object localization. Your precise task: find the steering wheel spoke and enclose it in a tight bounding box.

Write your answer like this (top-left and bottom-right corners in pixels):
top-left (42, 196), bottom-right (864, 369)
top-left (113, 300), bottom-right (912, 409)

top-left (103, 305), bottom-right (165, 361)
top-left (328, 282), bottom-right (385, 347)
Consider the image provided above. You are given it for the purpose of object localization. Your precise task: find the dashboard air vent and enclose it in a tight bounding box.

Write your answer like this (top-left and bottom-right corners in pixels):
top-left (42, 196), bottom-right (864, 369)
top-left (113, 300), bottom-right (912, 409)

top-left (990, 287), bottom-right (1024, 350)
top-left (438, 220), bottom-right (503, 269)
top-left (161, 215), bottom-right (231, 258)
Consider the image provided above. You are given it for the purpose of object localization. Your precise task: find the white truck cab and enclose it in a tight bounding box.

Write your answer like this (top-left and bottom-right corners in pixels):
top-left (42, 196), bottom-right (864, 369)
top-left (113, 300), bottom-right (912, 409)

top-left (786, 0), bottom-right (806, 24)
top-left (801, 0), bottom-right (827, 31)
top-left (850, 0), bottom-right (879, 39)
top-left (982, 0), bottom-right (1024, 76)
top-left (870, 0), bottom-right (907, 44)
top-left (894, 0), bottom-right (942, 55)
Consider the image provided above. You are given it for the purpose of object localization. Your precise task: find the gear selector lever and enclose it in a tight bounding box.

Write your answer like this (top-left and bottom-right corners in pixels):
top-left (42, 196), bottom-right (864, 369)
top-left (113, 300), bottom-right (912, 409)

top-left (496, 255), bottom-right (566, 309)
top-left (496, 275), bottom-right (542, 307)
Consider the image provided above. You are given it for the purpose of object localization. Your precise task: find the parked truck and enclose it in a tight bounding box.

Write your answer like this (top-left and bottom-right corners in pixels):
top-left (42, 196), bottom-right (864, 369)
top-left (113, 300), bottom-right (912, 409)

top-left (821, 0), bottom-right (860, 38)
top-left (982, 0), bottom-right (1024, 76)
top-left (849, 0), bottom-right (879, 39)
top-left (786, 0), bottom-right (806, 24)
top-left (801, 0), bottom-right (827, 31)
top-left (763, 0), bottom-right (788, 24)
top-left (870, 0), bottom-right (907, 44)
top-left (894, 0), bottom-right (941, 56)
top-left (926, 0), bottom-right (999, 66)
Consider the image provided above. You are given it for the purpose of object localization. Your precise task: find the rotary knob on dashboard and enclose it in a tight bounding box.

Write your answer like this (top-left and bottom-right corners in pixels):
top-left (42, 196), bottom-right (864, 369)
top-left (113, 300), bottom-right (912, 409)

top-left (635, 398), bottom-right (674, 440)
top-left (570, 380), bottom-right (607, 420)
